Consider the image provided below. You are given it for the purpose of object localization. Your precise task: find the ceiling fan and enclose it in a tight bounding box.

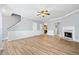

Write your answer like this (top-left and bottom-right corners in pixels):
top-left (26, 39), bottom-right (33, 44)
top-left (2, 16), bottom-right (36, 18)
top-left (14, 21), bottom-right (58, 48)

top-left (37, 10), bottom-right (50, 17)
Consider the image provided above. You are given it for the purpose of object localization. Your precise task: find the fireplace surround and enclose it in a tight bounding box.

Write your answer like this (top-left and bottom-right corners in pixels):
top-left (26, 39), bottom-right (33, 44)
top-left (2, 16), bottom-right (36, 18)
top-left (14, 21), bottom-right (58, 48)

top-left (62, 26), bottom-right (75, 40)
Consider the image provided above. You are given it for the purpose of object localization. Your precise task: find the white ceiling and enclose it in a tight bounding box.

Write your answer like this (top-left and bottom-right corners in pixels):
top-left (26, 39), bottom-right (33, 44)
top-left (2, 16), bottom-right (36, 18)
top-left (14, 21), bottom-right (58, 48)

top-left (1, 4), bottom-right (79, 22)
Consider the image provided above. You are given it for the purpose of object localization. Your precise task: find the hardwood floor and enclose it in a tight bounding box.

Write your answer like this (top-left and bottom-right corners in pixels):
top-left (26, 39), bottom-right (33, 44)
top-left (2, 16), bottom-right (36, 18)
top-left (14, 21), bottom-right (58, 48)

top-left (0, 35), bottom-right (79, 55)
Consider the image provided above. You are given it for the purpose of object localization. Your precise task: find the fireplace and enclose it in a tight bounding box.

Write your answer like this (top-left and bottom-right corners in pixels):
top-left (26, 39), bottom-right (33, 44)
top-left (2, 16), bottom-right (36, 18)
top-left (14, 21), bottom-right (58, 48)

top-left (64, 32), bottom-right (72, 38)
top-left (63, 26), bottom-right (75, 40)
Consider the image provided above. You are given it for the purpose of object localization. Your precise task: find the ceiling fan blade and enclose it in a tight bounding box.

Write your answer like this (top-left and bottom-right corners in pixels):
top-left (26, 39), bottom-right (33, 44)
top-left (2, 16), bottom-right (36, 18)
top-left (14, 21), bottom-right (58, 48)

top-left (45, 10), bottom-right (48, 12)
top-left (41, 11), bottom-right (44, 13)
top-left (37, 14), bottom-right (40, 16)
top-left (47, 13), bottom-right (50, 15)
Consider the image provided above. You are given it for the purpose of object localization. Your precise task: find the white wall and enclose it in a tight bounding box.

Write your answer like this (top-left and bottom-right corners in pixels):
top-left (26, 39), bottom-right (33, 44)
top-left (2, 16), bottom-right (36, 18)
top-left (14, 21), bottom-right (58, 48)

top-left (59, 11), bottom-right (79, 42)
top-left (2, 14), bottom-right (21, 39)
top-left (0, 12), bottom-right (3, 49)
top-left (3, 14), bottom-right (21, 29)
top-left (48, 11), bottom-right (79, 42)
top-left (0, 12), bottom-right (2, 39)
top-left (47, 22), bottom-right (55, 35)
top-left (8, 30), bottom-right (42, 40)
top-left (8, 17), bottom-right (33, 31)
top-left (7, 17), bottom-right (42, 40)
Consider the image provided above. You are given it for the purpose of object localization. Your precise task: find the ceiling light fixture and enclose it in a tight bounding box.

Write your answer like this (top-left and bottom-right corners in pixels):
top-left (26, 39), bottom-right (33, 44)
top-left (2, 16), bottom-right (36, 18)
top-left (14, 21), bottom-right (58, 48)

top-left (37, 10), bottom-right (50, 17)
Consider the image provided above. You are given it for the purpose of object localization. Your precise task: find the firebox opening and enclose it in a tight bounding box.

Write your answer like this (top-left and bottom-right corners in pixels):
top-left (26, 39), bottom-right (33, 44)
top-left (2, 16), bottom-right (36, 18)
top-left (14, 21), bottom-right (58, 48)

top-left (64, 32), bottom-right (72, 38)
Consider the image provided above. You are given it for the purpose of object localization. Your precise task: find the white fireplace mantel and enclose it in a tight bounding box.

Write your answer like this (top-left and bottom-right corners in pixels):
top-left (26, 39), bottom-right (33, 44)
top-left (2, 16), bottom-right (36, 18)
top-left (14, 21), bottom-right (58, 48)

top-left (62, 26), bottom-right (75, 40)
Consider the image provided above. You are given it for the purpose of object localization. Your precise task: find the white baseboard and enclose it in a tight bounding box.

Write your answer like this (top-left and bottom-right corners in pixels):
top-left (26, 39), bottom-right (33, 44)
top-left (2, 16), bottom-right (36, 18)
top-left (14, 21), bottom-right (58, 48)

top-left (73, 39), bottom-right (79, 42)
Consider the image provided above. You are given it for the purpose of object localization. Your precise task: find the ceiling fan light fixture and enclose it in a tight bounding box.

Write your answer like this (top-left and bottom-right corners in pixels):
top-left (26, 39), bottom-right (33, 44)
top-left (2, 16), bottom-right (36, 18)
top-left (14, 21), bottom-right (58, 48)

top-left (37, 9), bottom-right (50, 17)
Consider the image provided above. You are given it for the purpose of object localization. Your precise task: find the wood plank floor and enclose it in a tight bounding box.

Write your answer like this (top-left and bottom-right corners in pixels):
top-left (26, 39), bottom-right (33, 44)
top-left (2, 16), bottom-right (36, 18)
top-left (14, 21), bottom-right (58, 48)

top-left (0, 35), bottom-right (79, 55)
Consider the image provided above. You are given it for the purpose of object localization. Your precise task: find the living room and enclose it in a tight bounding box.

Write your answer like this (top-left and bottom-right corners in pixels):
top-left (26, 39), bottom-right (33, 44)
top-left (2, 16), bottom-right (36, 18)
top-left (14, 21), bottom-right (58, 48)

top-left (0, 4), bottom-right (79, 55)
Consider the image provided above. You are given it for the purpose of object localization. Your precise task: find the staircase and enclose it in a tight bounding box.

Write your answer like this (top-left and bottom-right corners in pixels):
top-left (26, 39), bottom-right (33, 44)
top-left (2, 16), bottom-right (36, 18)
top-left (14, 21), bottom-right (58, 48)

top-left (7, 13), bottom-right (21, 30)
top-left (2, 13), bottom-right (21, 40)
